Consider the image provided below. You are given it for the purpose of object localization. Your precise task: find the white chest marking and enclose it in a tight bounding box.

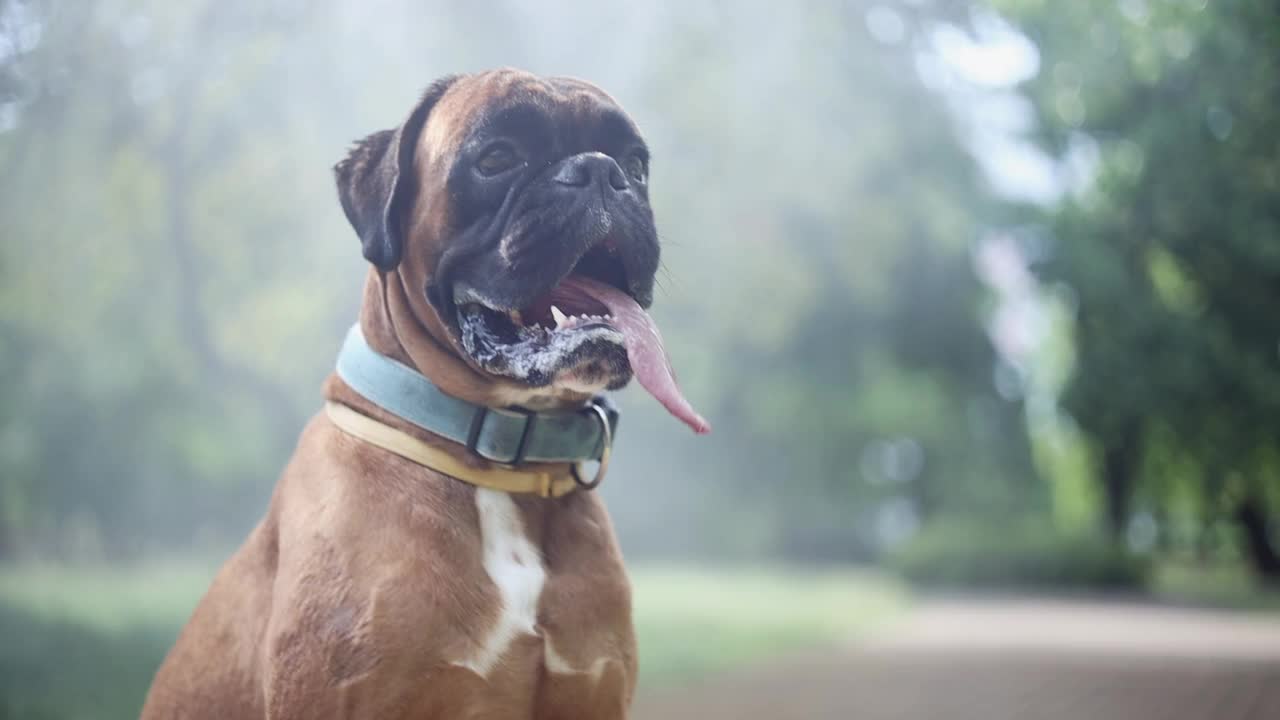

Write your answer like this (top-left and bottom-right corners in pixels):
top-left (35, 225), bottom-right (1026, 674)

top-left (455, 488), bottom-right (547, 678)
top-left (544, 635), bottom-right (612, 681)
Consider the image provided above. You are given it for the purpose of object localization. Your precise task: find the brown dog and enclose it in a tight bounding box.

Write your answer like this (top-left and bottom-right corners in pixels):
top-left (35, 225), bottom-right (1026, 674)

top-left (141, 69), bottom-right (708, 719)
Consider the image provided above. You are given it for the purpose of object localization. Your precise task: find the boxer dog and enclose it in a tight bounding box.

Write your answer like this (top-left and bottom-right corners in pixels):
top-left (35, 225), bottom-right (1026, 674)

top-left (142, 69), bottom-right (708, 719)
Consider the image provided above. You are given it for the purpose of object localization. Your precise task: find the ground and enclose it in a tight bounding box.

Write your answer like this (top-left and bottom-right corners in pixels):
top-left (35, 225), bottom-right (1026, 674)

top-left (633, 597), bottom-right (1280, 720)
top-left (5, 563), bottom-right (1280, 719)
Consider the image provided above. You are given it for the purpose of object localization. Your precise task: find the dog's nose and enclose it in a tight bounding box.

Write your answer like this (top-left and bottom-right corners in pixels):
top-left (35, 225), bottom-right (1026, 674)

top-left (552, 152), bottom-right (629, 191)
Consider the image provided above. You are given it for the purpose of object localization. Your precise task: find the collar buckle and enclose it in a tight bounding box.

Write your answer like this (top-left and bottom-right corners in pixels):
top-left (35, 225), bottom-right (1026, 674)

top-left (465, 405), bottom-right (537, 465)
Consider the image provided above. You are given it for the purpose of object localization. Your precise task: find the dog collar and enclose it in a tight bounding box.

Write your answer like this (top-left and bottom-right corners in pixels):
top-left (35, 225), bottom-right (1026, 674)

top-left (324, 402), bottom-right (582, 498)
top-left (334, 324), bottom-right (619, 467)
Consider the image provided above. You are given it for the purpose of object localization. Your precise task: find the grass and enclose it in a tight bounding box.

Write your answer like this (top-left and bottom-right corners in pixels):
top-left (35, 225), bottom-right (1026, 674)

top-left (0, 561), bottom-right (903, 720)
top-left (1150, 560), bottom-right (1280, 612)
top-left (0, 561), bottom-right (217, 630)
top-left (631, 565), bottom-right (904, 685)
top-left (0, 561), bottom-right (217, 720)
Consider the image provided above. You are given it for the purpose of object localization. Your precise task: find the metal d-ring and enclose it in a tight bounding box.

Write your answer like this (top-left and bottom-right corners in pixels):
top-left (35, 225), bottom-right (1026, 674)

top-left (572, 402), bottom-right (613, 490)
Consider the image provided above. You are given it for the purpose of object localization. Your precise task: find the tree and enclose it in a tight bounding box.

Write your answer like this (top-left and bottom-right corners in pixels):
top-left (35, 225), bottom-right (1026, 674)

top-left (994, 0), bottom-right (1280, 578)
top-left (0, 0), bottom-right (348, 558)
top-left (611, 1), bottom-right (1040, 559)
top-left (1, 0), bottom-right (1038, 562)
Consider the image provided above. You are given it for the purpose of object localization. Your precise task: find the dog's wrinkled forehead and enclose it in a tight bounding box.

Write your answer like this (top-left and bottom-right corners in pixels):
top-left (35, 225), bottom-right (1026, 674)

top-left (416, 70), bottom-right (637, 176)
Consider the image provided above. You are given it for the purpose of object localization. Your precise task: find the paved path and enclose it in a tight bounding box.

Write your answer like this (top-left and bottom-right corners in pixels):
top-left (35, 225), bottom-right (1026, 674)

top-left (633, 598), bottom-right (1280, 720)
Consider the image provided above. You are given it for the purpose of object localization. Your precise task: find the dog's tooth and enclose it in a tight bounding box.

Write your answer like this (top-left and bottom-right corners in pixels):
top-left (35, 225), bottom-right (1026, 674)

top-left (551, 305), bottom-right (568, 327)
top-left (508, 309), bottom-right (524, 326)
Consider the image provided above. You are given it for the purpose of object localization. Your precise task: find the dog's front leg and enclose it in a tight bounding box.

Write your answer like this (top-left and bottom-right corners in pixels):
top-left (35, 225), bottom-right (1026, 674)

top-left (259, 545), bottom-right (393, 720)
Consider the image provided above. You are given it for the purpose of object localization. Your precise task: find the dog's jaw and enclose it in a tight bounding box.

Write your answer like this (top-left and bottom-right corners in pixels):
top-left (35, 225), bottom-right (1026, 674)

top-left (489, 377), bottom-right (604, 412)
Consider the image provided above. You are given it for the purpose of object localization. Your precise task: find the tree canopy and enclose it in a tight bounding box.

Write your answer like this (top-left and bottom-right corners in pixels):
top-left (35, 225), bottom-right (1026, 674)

top-left (994, 0), bottom-right (1280, 576)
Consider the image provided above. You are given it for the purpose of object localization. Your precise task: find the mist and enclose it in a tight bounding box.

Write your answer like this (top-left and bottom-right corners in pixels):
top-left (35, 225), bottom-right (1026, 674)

top-left (5, 1), bottom-right (1280, 718)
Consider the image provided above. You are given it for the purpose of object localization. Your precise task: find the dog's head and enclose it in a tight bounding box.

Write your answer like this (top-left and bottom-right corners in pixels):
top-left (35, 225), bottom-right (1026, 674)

top-left (335, 69), bottom-right (707, 433)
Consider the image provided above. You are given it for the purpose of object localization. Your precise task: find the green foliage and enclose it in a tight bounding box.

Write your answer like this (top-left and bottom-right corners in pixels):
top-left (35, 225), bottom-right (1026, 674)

top-left (0, 561), bottom-right (213, 718)
top-left (0, 0), bottom-right (1038, 562)
top-left (991, 0), bottom-right (1280, 574)
top-left (0, 1), bottom-right (358, 559)
top-left (1150, 560), bottom-right (1280, 613)
top-left (600, 0), bottom-right (1042, 556)
top-left (889, 519), bottom-right (1149, 591)
top-left (0, 603), bottom-right (176, 720)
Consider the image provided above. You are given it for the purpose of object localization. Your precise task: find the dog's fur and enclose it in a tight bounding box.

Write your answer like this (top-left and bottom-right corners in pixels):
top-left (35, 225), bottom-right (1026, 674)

top-left (142, 69), bottom-right (651, 719)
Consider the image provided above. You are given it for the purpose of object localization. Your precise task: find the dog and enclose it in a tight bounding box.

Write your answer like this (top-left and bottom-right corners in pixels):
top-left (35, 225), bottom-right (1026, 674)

top-left (141, 69), bottom-right (708, 719)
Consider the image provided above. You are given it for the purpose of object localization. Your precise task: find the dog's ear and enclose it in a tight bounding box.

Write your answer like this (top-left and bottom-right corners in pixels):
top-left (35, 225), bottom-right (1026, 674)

top-left (334, 75), bottom-right (460, 270)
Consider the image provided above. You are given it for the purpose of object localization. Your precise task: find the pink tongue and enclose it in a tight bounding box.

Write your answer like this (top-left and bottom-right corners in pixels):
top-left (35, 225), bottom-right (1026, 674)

top-left (560, 276), bottom-right (711, 434)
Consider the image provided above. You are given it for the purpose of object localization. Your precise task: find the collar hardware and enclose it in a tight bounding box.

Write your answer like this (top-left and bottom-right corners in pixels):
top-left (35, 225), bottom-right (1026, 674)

top-left (465, 404), bottom-right (540, 466)
top-left (572, 401), bottom-right (613, 490)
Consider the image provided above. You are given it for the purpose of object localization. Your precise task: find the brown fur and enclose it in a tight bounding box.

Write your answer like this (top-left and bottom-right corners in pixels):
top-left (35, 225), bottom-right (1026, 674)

top-left (142, 70), bottom-right (638, 719)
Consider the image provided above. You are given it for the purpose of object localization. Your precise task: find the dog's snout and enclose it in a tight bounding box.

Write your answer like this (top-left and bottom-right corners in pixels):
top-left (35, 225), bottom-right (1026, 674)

top-left (552, 152), bottom-right (629, 192)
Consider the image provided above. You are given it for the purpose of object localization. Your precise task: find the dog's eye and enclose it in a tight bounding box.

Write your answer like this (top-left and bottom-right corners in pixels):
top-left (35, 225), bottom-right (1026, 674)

top-left (476, 144), bottom-right (521, 176)
top-left (623, 154), bottom-right (647, 185)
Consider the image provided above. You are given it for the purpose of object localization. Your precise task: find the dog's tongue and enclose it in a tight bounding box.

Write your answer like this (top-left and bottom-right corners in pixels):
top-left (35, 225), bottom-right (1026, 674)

top-left (561, 276), bottom-right (711, 434)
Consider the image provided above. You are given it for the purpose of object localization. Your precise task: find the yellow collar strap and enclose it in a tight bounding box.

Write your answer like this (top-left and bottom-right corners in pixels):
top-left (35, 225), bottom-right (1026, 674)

top-left (325, 402), bottom-right (580, 498)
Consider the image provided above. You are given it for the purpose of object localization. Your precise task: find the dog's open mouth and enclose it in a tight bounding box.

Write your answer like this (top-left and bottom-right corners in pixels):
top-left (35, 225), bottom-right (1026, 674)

top-left (455, 249), bottom-right (710, 434)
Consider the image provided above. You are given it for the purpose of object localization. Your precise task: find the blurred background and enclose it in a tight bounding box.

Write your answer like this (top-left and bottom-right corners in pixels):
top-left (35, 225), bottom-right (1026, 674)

top-left (2, 0), bottom-right (1279, 718)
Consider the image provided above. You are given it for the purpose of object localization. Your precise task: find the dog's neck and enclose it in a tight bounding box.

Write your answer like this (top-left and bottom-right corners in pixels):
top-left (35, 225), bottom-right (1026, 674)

top-left (322, 269), bottom-right (604, 487)
top-left (355, 268), bottom-right (488, 404)
top-left (336, 268), bottom-right (594, 413)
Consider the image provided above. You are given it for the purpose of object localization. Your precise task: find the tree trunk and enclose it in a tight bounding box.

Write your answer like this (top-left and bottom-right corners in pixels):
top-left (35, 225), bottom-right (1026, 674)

top-left (0, 518), bottom-right (11, 561)
top-left (1100, 435), bottom-right (1137, 541)
top-left (1235, 494), bottom-right (1280, 582)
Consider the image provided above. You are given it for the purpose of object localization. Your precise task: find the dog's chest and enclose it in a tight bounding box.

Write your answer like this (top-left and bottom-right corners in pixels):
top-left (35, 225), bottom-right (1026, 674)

top-left (431, 487), bottom-right (634, 720)
top-left (453, 488), bottom-right (547, 677)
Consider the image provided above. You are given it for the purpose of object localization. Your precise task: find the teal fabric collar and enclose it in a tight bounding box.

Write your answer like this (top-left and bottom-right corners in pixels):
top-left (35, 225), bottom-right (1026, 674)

top-left (334, 325), bottom-right (618, 465)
